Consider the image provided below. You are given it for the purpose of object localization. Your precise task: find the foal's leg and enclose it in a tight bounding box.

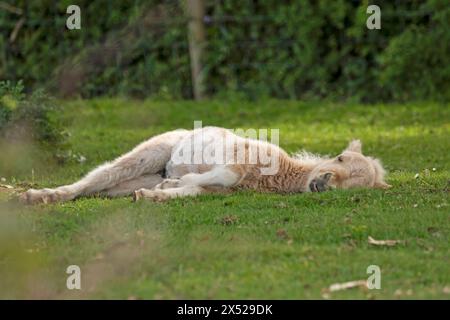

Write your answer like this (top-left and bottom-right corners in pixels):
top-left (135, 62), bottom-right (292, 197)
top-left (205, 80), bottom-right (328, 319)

top-left (99, 174), bottom-right (163, 197)
top-left (134, 166), bottom-right (242, 201)
top-left (133, 185), bottom-right (206, 202)
top-left (20, 129), bottom-right (187, 204)
top-left (155, 166), bottom-right (242, 190)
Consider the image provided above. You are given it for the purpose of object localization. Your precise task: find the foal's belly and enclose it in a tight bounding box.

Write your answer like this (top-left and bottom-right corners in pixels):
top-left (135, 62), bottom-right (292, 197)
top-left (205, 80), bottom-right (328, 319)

top-left (164, 126), bottom-right (230, 178)
top-left (165, 162), bottom-right (215, 178)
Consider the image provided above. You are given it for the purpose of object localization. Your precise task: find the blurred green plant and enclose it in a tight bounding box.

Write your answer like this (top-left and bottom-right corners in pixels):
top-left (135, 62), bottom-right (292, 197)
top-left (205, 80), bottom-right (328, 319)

top-left (0, 80), bottom-right (69, 153)
top-left (378, 0), bottom-right (450, 102)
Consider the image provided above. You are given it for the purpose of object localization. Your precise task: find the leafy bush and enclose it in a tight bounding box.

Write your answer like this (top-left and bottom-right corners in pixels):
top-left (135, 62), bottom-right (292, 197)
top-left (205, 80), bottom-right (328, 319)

top-left (0, 0), bottom-right (447, 102)
top-left (0, 80), bottom-right (25, 132)
top-left (0, 81), bottom-right (68, 152)
top-left (204, 0), bottom-right (442, 101)
top-left (378, 0), bottom-right (450, 101)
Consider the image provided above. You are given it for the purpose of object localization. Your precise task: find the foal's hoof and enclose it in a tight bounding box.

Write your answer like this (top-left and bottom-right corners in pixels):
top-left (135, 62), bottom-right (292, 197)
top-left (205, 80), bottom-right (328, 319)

top-left (154, 178), bottom-right (182, 190)
top-left (19, 188), bottom-right (69, 205)
top-left (133, 189), bottom-right (169, 202)
top-left (133, 190), bottom-right (143, 202)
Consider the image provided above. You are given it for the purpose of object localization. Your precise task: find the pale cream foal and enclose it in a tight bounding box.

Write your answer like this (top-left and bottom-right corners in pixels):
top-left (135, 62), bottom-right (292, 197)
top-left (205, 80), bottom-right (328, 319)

top-left (20, 127), bottom-right (390, 204)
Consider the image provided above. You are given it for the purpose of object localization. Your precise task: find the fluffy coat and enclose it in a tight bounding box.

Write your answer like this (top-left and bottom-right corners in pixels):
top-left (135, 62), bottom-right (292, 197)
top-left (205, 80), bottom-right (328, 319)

top-left (20, 127), bottom-right (390, 204)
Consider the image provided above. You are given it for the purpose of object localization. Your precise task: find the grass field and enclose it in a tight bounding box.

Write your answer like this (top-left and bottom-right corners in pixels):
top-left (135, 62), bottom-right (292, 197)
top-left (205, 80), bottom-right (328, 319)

top-left (0, 99), bottom-right (449, 299)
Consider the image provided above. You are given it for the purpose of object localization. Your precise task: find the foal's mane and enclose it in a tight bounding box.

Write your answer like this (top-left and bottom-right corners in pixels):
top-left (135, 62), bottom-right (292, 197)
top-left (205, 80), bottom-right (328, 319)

top-left (291, 150), bottom-right (329, 166)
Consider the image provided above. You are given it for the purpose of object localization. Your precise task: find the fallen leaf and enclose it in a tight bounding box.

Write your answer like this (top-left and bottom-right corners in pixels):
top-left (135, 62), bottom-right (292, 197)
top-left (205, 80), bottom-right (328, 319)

top-left (275, 201), bottom-right (288, 209)
top-left (136, 230), bottom-right (144, 237)
top-left (368, 236), bottom-right (405, 247)
top-left (78, 155), bottom-right (87, 163)
top-left (328, 280), bottom-right (367, 292)
top-left (276, 229), bottom-right (290, 240)
top-left (394, 289), bottom-right (413, 297)
top-left (219, 215), bottom-right (239, 225)
top-left (427, 227), bottom-right (439, 235)
top-left (321, 292), bottom-right (331, 299)
top-left (94, 253), bottom-right (105, 260)
top-left (0, 184), bottom-right (16, 195)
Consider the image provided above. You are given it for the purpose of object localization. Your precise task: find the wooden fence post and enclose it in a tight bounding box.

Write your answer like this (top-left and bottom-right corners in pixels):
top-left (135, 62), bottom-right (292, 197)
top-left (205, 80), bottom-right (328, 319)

top-left (186, 0), bottom-right (206, 100)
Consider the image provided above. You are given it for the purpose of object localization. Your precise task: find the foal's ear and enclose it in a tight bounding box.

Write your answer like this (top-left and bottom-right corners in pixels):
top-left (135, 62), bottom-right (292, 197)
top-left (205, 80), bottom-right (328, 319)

top-left (345, 139), bottom-right (362, 153)
top-left (369, 157), bottom-right (392, 189)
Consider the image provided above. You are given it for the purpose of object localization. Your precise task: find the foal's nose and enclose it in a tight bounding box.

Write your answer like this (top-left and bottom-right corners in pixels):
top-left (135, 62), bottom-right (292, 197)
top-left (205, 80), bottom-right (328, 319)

top-left (309, 178), bottom-right (328, 192)
top-left (309, 173), bottom-right (333, 192)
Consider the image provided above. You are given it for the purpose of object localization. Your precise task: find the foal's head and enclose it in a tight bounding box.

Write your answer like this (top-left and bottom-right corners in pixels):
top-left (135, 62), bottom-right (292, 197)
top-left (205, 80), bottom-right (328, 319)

top-left (307, 140), bottom-right (391, 192)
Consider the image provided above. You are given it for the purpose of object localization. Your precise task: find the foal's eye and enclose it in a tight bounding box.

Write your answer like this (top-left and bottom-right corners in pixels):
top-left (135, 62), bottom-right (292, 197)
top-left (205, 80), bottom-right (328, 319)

top-left (337, 155), bottom-right (343, 162)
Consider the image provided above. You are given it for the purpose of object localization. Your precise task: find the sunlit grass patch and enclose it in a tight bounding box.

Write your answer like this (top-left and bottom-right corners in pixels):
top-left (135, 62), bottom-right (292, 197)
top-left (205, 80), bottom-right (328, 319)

top-left (0, 100), bottom-right (448, 299)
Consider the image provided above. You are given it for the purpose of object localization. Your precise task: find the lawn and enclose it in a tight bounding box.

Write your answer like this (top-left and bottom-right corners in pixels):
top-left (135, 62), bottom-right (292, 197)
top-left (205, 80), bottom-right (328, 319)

top-left (0, 99), bottom-right (449, 299)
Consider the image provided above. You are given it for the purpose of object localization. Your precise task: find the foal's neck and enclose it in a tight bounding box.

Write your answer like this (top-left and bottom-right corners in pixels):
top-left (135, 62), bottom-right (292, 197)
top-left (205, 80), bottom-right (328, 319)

top-left (275, 156), bottom-right (323, 193)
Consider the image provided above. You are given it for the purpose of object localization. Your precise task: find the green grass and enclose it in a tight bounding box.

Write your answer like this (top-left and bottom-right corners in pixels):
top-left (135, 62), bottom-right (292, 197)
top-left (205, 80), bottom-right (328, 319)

top-left (0, 99), bottom-right (449, 299)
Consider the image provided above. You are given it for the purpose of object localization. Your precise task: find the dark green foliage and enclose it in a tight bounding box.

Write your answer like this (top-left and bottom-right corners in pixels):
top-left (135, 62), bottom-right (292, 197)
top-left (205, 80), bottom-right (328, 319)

top-left (0, 0), bottom-right (448, 101)
top-left (0, 80), bottom-right (23, 128)
top-left (378, 0), bottom-right (450, 102)
top-left (0, 80), bottom-right (68, 151)
top-left (204, 0), bottom-right (448, 101)
top-left (0, 0), bottom-right (189, 98)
